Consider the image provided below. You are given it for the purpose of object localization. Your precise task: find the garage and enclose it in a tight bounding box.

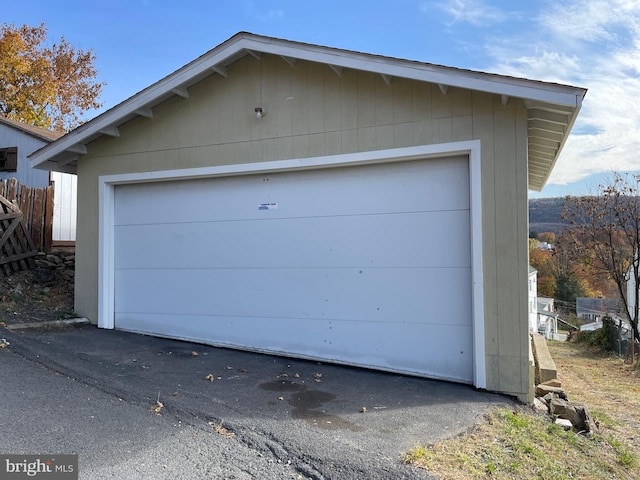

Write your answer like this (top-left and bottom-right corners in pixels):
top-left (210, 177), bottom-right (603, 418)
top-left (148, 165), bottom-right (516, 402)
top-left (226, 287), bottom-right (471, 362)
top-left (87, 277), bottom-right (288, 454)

top-left (31, 32), bottom-right (587, 399)
top-left (113, 155), bottom-right (474, 382)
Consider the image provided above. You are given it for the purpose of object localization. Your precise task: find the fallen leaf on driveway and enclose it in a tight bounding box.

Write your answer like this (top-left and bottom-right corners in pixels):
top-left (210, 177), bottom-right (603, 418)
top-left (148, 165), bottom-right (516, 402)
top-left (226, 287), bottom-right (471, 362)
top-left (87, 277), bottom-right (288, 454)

top-left (149, 401), bottom-right (164, 415)
top-left (0, 338), bottom-right (9, 348)
top-left (278, 396), bottom-right (284, 401)
top-left (225, 366), bottom-right (233, 370)
top-left (191, 351), bottom-right (199, 356)
top-left (205, 374), bottom-right (215, 382)
top-left (209, 421), bottom-right (235, 439)
top-left (172, 391), bottom-right (179, 397)
top-left (239, 368), bottom-right (247, 373)
top-left (0, 321), bottom-right (6, 328)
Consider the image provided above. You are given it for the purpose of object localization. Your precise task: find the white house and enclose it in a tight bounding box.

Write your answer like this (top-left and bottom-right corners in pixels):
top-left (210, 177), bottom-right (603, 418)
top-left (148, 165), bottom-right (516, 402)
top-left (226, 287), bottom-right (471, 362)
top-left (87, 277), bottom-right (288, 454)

top-left (30, 32), bottom-right (586, 401)
top-left (576, 297), bottom-right (623, 321)
top-left (0, 116), bottom-right (77, 244)
top-left (527, 269), bottom-right (558, 338)
top-left (536, 297), bottom-right (558, 339)
top-left (538, 242), bottom-right (553, 251)
top-left (627, 263), bottom-right (637, 323)
top-left (528, 266), bottom-right (538, 333)
top-left (577, 296), bottom-right (631, 338)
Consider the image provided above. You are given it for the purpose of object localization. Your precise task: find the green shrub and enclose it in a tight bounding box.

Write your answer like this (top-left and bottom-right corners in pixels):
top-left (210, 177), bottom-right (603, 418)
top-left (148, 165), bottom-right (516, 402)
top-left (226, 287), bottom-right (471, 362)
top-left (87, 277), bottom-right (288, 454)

top-left (575, 317), bottom-right (616, 351)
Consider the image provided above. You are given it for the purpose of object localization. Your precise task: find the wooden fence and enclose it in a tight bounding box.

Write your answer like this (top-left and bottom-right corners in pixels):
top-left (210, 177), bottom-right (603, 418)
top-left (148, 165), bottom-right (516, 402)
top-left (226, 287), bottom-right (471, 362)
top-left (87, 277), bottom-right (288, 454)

top-left (0, 178), bottom-right (54, 253)
top-left (0, 195), bottom-right (37, 274)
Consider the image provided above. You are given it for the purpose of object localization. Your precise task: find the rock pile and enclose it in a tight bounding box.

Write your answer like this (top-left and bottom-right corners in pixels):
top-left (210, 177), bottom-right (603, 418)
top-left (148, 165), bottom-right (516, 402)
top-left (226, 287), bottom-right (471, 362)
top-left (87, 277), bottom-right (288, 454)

top-left (33, 250), bottom-right (75, 284)
top-left (533, 379), bottom-right (598, 436)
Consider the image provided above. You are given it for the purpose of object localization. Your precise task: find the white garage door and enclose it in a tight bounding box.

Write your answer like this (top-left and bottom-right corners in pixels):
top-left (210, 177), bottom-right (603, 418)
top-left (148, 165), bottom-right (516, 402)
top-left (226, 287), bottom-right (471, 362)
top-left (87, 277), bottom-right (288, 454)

top-left (114, 157), bottom-right (473, 382)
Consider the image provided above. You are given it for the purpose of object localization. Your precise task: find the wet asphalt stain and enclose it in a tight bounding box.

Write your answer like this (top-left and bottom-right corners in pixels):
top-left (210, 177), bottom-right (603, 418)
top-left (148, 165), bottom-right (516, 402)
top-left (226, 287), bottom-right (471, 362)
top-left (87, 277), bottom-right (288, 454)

top-left (259, 380), bottom-right (306, 392)
top-left (260, 381), bottom-right (363, 432)
top-left (290, 390), bottom-right (363, 432)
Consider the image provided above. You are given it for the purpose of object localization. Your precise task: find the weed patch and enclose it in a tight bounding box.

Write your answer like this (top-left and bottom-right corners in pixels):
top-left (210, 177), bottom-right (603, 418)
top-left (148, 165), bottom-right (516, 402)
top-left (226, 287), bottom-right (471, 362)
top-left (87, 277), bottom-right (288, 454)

top-left (403, 341), bottom-right (640, 479)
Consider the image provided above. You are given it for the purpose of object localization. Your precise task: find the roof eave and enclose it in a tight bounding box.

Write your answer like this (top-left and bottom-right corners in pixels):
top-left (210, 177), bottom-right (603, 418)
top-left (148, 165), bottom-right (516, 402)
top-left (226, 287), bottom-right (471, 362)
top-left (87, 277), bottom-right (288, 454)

top-left (526, 93), bottom-right (585, 192)
top-left (0, 116), bottom-right (62, 143)
top-left (30, 32), bottom-right (587, 184)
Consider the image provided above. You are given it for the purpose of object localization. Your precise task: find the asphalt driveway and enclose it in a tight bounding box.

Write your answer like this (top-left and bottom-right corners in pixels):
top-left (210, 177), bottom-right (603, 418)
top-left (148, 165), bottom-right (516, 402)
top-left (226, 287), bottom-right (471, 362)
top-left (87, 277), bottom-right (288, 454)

top-left (1, 325), bottom-right (513, 479)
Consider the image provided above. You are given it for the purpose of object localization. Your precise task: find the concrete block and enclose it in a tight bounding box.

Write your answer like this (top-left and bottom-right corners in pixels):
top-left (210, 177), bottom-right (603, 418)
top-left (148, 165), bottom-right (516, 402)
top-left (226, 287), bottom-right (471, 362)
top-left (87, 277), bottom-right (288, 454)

top-left (531, 333), bottom-right (557, 385)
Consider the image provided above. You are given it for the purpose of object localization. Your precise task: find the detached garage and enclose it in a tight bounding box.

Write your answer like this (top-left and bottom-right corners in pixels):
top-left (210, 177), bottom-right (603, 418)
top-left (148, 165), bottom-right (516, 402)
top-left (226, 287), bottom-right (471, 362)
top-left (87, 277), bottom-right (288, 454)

top-left (30, 33), bottom-right (586, 401)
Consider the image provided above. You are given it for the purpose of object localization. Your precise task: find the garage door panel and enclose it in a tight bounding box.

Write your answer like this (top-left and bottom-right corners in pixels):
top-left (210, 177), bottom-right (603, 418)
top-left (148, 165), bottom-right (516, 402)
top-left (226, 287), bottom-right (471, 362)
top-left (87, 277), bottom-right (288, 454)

top-left (114, 156), bottom-right (474, 383)
top-left (114, 210), bottom-right (470, 270)
top-left (114, 157), bottom-right (469, 226)
top-left (115, 267), bottom-right (472, 325)
top-left (115, 312), bottom-right (473, 382)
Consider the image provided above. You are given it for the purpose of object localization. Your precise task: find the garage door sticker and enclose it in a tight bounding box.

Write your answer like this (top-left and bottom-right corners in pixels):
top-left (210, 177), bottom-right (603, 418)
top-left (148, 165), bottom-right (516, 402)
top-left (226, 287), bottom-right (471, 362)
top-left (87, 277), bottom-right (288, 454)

top-left (258, 203), bottom-right (278, 211)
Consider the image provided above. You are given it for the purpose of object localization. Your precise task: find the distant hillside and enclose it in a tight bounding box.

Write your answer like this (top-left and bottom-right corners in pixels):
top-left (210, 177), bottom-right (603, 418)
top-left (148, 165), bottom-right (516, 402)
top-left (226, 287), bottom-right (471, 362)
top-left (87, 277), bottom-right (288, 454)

top-left (529, 197), bottom-right (571, 236)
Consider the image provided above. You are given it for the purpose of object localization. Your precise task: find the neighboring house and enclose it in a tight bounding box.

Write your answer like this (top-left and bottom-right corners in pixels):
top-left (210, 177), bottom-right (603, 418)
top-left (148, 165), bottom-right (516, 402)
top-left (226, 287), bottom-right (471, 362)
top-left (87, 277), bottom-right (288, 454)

top-left (537, 297), bottom-right (555, 320)
top-left (576, 297), bottom-right (624, 321)
top-left (528, 269), bottom-right (560, 339)
top-left (626, 263), bottom-right (637, 322)
top-left (536, 297), bottom-right (558, 338)
top-left (0, 116), bottom-right (77, 244)
top-left (578, 291), bottom-right (632, 336)
top-left (30, 32), bottom-right (586, 402)
top-left (528, 267), bottom-right (538, 333)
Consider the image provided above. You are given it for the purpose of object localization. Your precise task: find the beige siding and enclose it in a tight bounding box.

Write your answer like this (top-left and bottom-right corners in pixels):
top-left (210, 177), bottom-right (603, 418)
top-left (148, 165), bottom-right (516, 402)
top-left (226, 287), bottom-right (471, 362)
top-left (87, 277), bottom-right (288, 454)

top-left (76, 53), bottom-right (532, 399)
top-left (74, 162), bottom-right (98, 324)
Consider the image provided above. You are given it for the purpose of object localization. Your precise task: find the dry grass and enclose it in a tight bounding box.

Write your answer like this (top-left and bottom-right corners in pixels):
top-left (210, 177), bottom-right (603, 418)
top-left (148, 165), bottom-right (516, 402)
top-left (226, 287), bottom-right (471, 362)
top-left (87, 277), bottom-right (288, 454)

top-left (403, 340), bottom-right (640, 479)
top-left (548, 340), bottom-right (640, 460)
top-left (0, 270), bottom-right (74, 324)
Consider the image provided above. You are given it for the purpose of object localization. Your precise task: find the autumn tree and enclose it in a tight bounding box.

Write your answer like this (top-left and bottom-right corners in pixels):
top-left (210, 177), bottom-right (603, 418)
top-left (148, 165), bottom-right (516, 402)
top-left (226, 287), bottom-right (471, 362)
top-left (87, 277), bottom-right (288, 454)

top-left (563, 173), bottom-right (640, 345)
top-left (529, 248), bottom-right (555, 297)
top-left (538, 231), bottom-right (556, 244)
top-left (0, 22), bottom-right (103, 132)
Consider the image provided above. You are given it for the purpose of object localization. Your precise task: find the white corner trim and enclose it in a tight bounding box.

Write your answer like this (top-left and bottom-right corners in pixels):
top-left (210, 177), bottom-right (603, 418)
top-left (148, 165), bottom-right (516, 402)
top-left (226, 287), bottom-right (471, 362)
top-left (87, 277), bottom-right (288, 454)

top-left (98, 180), bottom-right (116, 329)
top-left (97, 141), bottom-right (486, 388)
top-left (467, 141), bottom-right (486, 389)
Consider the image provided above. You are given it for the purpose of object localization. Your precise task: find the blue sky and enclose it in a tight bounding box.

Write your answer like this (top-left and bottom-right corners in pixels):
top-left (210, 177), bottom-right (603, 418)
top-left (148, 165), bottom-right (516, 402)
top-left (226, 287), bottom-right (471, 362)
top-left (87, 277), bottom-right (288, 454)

top-left (3, 0), bottom-right (639, 197)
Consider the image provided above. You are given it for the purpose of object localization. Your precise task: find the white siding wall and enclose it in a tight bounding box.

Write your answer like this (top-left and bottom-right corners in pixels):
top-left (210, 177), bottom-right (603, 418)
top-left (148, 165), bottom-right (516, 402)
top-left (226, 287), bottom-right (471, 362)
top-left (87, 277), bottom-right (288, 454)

top-left (0, 125), bottom-right (50, 187)
top-left (51, 171), bottom-right (77, 242)
top-left (627, 268), bottom-right (636, 321)
top-left (529, 270), bottom-right (538, 332)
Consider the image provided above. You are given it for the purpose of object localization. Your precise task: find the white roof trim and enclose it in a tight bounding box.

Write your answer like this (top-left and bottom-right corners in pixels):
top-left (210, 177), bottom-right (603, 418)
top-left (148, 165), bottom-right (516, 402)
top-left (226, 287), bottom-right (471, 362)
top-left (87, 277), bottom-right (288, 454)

top-left (29, 32), bottom-right (586, 191)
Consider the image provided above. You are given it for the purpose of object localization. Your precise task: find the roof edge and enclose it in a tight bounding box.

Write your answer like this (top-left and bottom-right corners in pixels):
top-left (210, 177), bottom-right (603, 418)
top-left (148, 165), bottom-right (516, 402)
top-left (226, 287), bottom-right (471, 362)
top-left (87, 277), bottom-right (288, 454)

top-left (30, 32), bottom-right (587, 175)
top-left (0, 116), bottom-right (62, 143)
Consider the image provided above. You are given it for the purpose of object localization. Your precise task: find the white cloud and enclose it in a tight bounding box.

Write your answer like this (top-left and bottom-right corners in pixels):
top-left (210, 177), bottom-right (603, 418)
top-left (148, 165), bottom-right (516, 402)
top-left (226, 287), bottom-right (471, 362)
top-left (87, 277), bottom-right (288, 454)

top-left (539, 0), bottom-right (623, 43)
top-left (490, 49), bottom-right (581, 84)
top-left (482, 0), bottom-right (640, 188)
top-left (242, 2), bottom-right (284, 22)
top-left (423, 0), bottom-right (509, 26)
